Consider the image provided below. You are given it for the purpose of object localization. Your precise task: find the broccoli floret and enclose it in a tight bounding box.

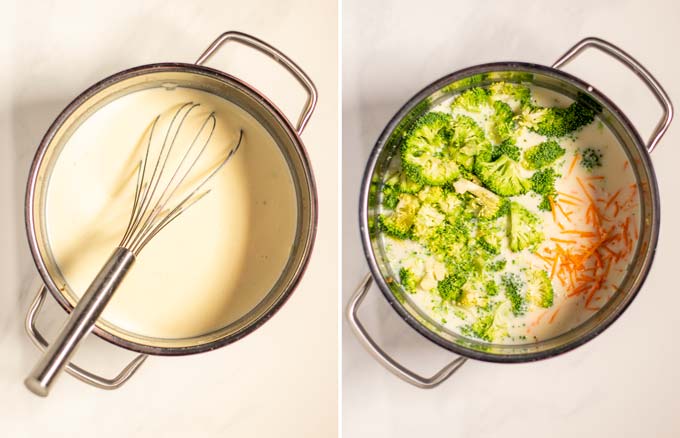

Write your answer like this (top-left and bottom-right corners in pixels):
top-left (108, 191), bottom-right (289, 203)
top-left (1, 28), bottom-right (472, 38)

top-left (521, 100), bottom-right (597, 137)
top-left (463, 304), bottom-right (509, 342)
top-left (530, 168), bottom-right (559, 212)
top-left (437, 273), bottom-right (466, 303)
top-left (508, 201), bottom-right (544, 252)
top-left (450, 115), bottom-right (492, 170)
top-left (488, 82), bottom-right (531, 110)
top-left (580, 147), bottom-right (603, 170)
top-left (384, 171), bottom-right (423, 194)
top-left (522, 140), bottom-right (566, 170)
top-left (382, 185), bottom-right (400, 209)
top-left (401, 112), bottom-right (460, 186)
top-left (489, 100), bottom-right (516, 144)
top-left (485, 280), bottom-right (499, 296)
top-left (525, 269), bottom-right (554, 308)
top-left (417, 185), bottom-right (445, 204)
top-left (437, 191), bottom-right (464, 216)
top-left (399, 267), bottom-right (418, 294)
top-left (453, 179), bottom-right (503, 219)
top-left (487, 258), bottom-right (507, 272)
top-left (450, 87), bottom-right (491, 112)
top-left (379, 193), bottom-right (420, 239)
top-left (475, 155), bottom-right (532, 197)
top-left (425, 223), bottom-right (468, 262)
top-left (502, 272), bottom-right (525, 315)
top-left (412, 203), bottom-right (446, 240)
top-left (492, 139), bottom-right (521, 161)
top-left (476, 220), bottom-right (503, 255)
top-left (460, 281), bottom-right (490, 309)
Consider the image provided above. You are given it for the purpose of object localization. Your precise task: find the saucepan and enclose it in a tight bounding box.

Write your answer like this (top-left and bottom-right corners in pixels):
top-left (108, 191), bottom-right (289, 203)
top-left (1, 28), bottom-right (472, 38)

top-left (347, 37), bottom-right (672, 388)
top-left (24, 31), bottom-right (318, 391)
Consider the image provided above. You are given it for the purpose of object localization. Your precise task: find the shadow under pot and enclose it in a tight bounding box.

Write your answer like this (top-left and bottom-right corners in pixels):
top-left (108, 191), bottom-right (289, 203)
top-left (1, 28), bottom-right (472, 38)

top-left (24, 32), bottom-right (318, 395)
top-left (348, 37), bottom-right (672, 388)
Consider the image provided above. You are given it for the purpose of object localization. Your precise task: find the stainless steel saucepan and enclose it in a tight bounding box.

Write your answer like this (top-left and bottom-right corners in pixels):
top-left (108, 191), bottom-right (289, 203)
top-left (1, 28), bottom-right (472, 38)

top-left (347, 37), bottom-right (672, 388)
top-left (24, 31), bottom-right (318, 392)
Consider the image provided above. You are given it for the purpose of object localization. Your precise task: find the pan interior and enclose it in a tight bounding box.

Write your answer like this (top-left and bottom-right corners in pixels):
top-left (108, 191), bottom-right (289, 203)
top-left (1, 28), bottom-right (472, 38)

top-left (29, 67), bottom-right (315, 353)
top-left (365, 66), bottom-right (658, 360)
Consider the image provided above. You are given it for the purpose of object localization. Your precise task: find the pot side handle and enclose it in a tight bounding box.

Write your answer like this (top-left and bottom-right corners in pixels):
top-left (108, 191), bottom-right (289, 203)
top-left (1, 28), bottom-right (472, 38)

top-left (24, 286), bottom-right (147, 393)
top-left (552, 37), bottom-right (673, 153)
top-left (195, 31), bottom-right (318, 136)
top-left (346, 274), bottom-right (467, 389)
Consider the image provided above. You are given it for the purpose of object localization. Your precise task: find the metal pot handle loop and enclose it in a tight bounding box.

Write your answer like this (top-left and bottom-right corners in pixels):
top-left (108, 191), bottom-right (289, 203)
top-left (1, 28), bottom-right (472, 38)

top-left (552, 37), bottom-right (673, 153)
top-left (346, 274), bottom-right (467, 389)
top-left (25, 286), bottom-right (147, 392)
top-left (195, 31), bottom-right (318, 135)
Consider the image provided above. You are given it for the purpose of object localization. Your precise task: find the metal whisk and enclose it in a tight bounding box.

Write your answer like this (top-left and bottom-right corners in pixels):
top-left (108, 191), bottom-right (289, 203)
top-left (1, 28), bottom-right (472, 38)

top-left (25, 102), bottom-right (243, 396)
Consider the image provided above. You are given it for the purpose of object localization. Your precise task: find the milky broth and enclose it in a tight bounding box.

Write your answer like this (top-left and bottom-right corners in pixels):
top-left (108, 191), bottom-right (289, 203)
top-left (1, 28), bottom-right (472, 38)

top-left (384, 85), bottom-right (640, 344)
top-left (46, 87), bottom-right (297, 339)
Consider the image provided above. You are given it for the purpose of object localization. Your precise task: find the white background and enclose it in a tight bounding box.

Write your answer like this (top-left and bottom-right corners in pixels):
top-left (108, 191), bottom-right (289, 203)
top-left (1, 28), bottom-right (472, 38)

top-left (343, 1), bottom-right (679, 437)
top-left (0, 0), bottom-right (337, 436)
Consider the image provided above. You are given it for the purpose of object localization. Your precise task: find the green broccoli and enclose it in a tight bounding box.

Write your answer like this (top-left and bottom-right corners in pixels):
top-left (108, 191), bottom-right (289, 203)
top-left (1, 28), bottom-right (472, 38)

top-left (399, 267), bottom-right (418, 293)
top-left (492, 139), bottom-right (521, 161)
top-left (384, 170), bottom-right (423, 194)
top-left (521, 99), bottom-right (598, 137)
top-left (463, 304), bottom-right (508, 342)
top-left (437, 191), bottom-right (464, 216)
top-left (488, 82), bottom-right (532, 109)
top-left (379, 193), bottom-right (420, 239)
top-left (486, 258), bottom-right (507, 272)
top-left (474, 155), bottom-right (532, 197)
top-left (452, 179), bottom-right (503, 219)
top-left (580, 147), bottom-right (603, 170)
top-left (412, 203), bottom-right (446, 240)
top-left (450, 115), bottom-right (491, 170)
top-left (437, 273), bottom-right (466, 303)
top-left (417, 185), bottom-right (445, 204)
top-left (450, 87), bottom-right (491, 112)
top-left (508, 201), bottom-right (544, 252)
top-left (489, 100), bottom-right (516, 144)
top-left (530, 168), bottom-right (559, 212)
top-left (485, 280), bottom-right (499, 296)
top-left (502, 272), bottom-right (525, 315)
top-left (382, 185), bottom-right (400, 209)
top-left (401, 112), bottom-right (460, 186)
top-left (476, 220), bottom-right (503, 255)
top-left (522, 140), bottom-right (566, 170)
top-left (525, 269), bottom-right (554, 308)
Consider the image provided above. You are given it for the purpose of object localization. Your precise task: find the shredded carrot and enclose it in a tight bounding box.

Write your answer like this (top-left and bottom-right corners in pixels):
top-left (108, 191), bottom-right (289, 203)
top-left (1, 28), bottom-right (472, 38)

top-left (551, 237), bottom-right (576, 244)
top-left (560, 230), bottom-right (596, 237)
top-left (568, 153), bottom-right (579, 176)
top-left (549, 196), bottom-right (557, 223)
top-left (576, 177), bottom-right (595, 204)
top-left (624, 161), bottom-right (629, 170)
top-left (586, 175), bottom-right (605, 181)
top-left (549, 307), bottom-right (561, 324)
top-left (606, 189), bottom-right (621, 210)
top-left (557, 191), bottom-right (583, 202)
top-left (559, 198), bottom-right (580, 207)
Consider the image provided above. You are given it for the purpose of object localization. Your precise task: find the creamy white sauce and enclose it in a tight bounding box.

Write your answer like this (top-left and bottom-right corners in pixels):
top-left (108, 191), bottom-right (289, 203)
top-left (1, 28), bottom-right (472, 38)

top-left (384, 85), bottom-right (640, 343)
top-left (46, 87), bottom-right (297, 339)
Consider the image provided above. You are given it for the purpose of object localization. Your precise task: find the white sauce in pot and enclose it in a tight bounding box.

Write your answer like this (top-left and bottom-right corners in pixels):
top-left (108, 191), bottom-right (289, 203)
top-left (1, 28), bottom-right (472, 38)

top-left (46, 87), bottom-right (297, 339)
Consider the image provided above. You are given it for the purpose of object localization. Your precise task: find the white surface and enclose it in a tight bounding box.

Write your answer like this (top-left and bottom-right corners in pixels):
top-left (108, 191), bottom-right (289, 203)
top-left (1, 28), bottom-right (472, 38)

top-left (0, 0), bottom-right (337, 436)
top-left (342, 1), bottom-right (679, 437)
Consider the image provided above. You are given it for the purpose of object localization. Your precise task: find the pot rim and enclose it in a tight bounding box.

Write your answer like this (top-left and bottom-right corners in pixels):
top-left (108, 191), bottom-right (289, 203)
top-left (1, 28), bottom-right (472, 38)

top-left (359, 61), bottom-right (660, 363)
top-left (25, 62), bottom-right (318, 356)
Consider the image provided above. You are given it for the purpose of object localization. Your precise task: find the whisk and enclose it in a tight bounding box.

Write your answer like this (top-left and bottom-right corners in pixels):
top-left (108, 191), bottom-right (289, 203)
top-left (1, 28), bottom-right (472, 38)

top-left (25, 102), bottom-right (243, 396)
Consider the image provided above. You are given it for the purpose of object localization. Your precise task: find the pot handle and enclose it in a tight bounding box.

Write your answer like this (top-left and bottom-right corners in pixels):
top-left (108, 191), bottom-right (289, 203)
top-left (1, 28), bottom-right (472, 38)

top-left (195, 31), bottom-right (318, 135)
top-left (346, 274), bottom-right (467, 389)
top-left (24, 286), bottom-right (147, 392)
top-left (552, 37), bottom-right (673, 153)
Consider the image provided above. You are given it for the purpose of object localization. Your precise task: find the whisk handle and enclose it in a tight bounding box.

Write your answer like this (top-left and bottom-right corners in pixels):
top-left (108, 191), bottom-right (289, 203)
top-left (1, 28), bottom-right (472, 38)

top-left (24, 247), bottom-right (135, 396)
